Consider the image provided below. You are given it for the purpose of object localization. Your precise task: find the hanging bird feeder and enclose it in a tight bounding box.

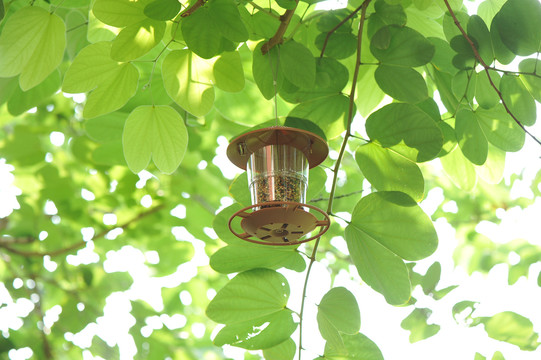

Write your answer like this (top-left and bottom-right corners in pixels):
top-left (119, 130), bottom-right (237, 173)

top-left (227, 126), bottom-right (330, 245)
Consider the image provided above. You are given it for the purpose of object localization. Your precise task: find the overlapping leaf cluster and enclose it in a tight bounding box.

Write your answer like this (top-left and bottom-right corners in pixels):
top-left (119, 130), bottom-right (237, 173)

top-left (0, 0), bottom-right (540, 359)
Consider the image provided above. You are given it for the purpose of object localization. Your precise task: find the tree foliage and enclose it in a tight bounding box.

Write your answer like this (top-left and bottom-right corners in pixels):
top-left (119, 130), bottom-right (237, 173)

top-left (0, 0), bottom-right (540, 359)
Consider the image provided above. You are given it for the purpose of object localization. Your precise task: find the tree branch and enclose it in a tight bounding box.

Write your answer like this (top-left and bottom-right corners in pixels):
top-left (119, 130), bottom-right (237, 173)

top-left (442, 0), bottom-right (541, 146)
top-left (297, 2), bottom-right (371, 359)
top-left (0, 204), bottom-right (166, 258)
top-left (261, 0), bottom-right (300, 54)
top-left (179, 0), bottom-right (206, 17)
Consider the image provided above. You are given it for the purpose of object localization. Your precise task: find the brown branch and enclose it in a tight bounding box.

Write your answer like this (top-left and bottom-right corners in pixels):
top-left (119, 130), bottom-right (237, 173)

top-left (297, 3), bottom-right (371, 359)
top-left (180, 0), bottom-right (206, 17)
top-left (319, 3), bottom-right (365, 58)
top-left (0, 204), bottom-right (166, 258)
top-left (261, 0), bottom-right (300, 54)
top-left (443, 0), bottom-right (541, 146)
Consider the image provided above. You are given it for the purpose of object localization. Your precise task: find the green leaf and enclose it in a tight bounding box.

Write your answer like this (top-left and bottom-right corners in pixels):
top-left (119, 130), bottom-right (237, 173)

top-left (318, 287), bottom-right (360, 335)
top-left (370, 26), bottom-right (435, 67)
top-left (1, 126), bottom-right (45, 166)
top-left (213, 309), bottom-right (297, 350)
top-left (356, 65), bottom-right (385, 117)
top-left (356, 142), bottom-right (424, 201)
top-left (500, 75), bottom-right (536, 126)
top-left (420, 262), bottom-right (441, 295)
top-left (111, 19), bottom-right (165, 61)
top-left (315, 32), bottom-right (357, 59)
top-left (481, 311), bottom-right (540, 351)
top-left (213, 51), bottom-right (245, 92)
top-left (253, 43), bottom-right (283, 100)
top-left (452, 70), bottom-right (476, 103)
top-left (85, 112), bottom-right (127, 143)
top-left (349, 191), bottom-right (438, 261)
top-left (209, 0), bottom-right (249, 43)
top-left (276, 0), bottom-right (297, 10)
top-left (493, 0), bottom-right (541, 56)
top-left (519, 59), bottom-right (541, 102)
top-left (476, 105), bottom-right (525, 152)
top-left (93, 0), bottom-right (147, 27)
top-left (401, 308), bottom-right (440, 343)
top-left (279, 40), bottom-right (316, 89)
top-left (122, 105), bottom-right (188, 174)
top-left (206, 268), bottom-right (290, 324)
top-left (346, 208), bottom-right (413, 304)
top-left (478, 0), bottom-right (506, 24)
top-left (281, 58), bottom-right (349, 103)
top-left (441, 146), bottom-right (477, 191)
top-left (490, 20), bottom-right (515, 65)
top-left (210, 245), bottom-right (306, 274)
top-left (467, 15), bottom-right (493, 65)
top-left (7, 70), bottom-right (61, 116)
top-left (366, 103), bottom-right (443, 162)
top-left (162, 49), bottom-right (215, 117)
top-left (0, 6), bottom-right (66, 91)
top-left (375, 64), bottom-right (428, 103)
top-left (324, 333), bottom-right (384, 360)
top-left (475, 144), bottom-right (505, 184)
top-left (288, 94), bottom-right (349, 139)
top-left (63, 42), bottom-right (139, 118)
top-left (181, 6), bottom-right (221, 59)
top-left (263, 338), bottom-right (296, 360)
top-left (475, 69), bottom-right (501, 109)
top-left (455, 108), bottom-right (488, 166)
top-left (144, 0), bottom-right (181, 21)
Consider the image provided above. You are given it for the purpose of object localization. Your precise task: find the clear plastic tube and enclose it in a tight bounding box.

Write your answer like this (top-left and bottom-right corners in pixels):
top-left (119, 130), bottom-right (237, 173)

top-left (247, 144), bottom-right (308, 207)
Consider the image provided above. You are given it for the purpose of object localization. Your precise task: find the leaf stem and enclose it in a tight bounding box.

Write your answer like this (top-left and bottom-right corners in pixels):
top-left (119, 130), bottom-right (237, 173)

top-left (442, 0), bottom-right (541, 146)
top-left (297, 2), bottom-right (371, 359)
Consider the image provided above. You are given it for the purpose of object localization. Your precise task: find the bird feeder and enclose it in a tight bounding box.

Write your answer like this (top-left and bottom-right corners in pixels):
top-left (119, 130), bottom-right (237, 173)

top-left (227, 126), bottom-right (330, 245)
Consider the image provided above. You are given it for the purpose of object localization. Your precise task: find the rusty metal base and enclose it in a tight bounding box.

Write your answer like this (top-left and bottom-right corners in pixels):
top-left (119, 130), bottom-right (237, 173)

top-left (228, 201), bottom-right (330, 246)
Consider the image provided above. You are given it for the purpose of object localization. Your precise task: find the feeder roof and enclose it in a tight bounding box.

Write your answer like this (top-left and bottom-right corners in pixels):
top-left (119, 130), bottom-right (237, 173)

top-left (227, 126), bottom-right (328, 170)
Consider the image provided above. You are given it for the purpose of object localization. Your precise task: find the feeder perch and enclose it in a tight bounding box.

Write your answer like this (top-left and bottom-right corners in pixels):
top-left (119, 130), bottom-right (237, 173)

top-left (227, 126), bottom-right (330, 245)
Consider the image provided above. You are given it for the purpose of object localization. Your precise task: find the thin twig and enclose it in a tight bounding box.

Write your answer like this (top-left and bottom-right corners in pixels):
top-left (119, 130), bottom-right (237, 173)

top-left (297, 3), bottom-right (371, 359)
top-left (247, 1), bottom-right (280, 19)
top-left (319, 3), bottom-right (365, 58)
top-left (442, 0), bottom-right (541, 146)
top-left (309, 190), bottom-right (363, 203)
top-left (0, 204), bottom-right (166, 258)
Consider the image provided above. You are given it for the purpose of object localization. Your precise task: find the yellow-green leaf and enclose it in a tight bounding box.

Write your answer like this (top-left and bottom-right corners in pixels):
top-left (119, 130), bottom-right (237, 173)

top-left (0, 6), bottom-right (66, 90)
top-left (162, 50), bottom-right (215, 117)
top-left (111, 19), bottom-right (165, 62)
top-left (122, 105), bottom-right (188, 174)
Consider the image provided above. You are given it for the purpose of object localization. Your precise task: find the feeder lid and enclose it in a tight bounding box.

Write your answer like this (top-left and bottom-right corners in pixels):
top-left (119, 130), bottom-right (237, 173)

top-left (227, 126), bottom-right (328, 170)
